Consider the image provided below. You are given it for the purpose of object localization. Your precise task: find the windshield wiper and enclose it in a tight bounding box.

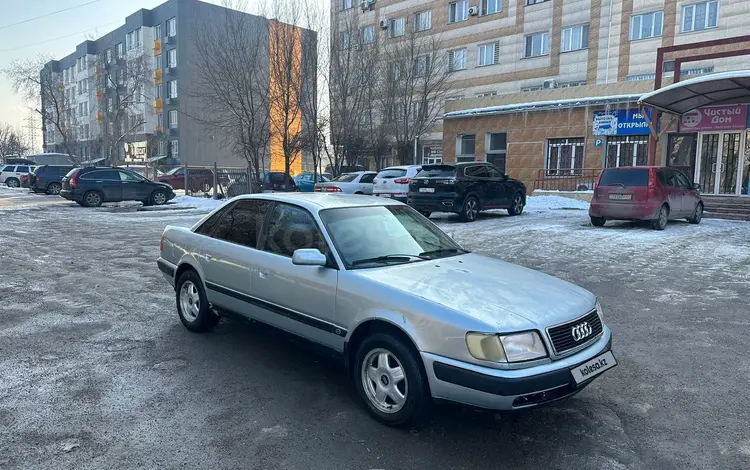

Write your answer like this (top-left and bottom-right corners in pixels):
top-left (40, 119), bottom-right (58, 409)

top-left (351, 254), bottom-right (428, 266)
top-left (419, 248), bottom-right (466, 258)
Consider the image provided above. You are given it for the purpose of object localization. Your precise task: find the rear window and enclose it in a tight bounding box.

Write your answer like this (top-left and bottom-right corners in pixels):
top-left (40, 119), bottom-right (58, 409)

top-left (377, 169), bottom-right (407, 179)
top-left (416, 165), bottom-right (457, 178)
top-left (268, 173), bottom-right (285, 184)
top-left (599, 168), bottom-right (649, 187)
top-left (333, 173), bottom-right (358, 182)
top-left (63, 168), bottom-right (79, 179)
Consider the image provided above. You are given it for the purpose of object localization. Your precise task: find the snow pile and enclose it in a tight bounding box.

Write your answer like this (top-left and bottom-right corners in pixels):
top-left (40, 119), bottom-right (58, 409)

top-left (170, 195), bottom-right (224, 212)
top-left (0, 185), bottom-right (29, 195)
top-left (525, 195), bottom-right (590, 211)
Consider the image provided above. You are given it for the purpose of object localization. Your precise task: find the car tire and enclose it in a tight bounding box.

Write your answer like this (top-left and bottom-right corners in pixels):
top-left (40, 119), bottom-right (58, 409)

top-left (82, 190), bottom-right (103, 207)
top-left (151, 190), bottom-right (168, 206)
top-left (459, 196), bottom-right (479, 222)
top-left (507, 192), bottom-right (525, 216)
top-left (651, 204), bottom-right (669, 230)
top-left (176, 271), bottom-right (219, 333)
top-left (6, 178), bottom-right (20, 188)
top-left (419, 211), bottom-right (432, 218)
top-left (47, 182), bottom-right (62, 195)
top-left (200, 181), bottom-right (211, 193)
top-left (687, 202), bottom-right (703, 224)
top-left (354, 333), bottom-right (431, 427)
top-left (354, 191), bottom-right (364, 195)
top-left (590, 216), bottom-right (606, 227)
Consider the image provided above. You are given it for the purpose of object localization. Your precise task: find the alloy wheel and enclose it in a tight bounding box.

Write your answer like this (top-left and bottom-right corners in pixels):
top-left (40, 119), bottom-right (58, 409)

top-left (695, 204), bottom-right (703, 223)
top-left (85, 192), bottom-right (101, 207)
top-left (7, 179), bottom-right (19, 188)
top-left (513, 195), bottom-right (523, 213)
top-left (153, 191), bottom-right (167, 205)
top-left (361, 348), bottom-right (408, 414)
top-left (465, 199), bottom-right (478, 221)
top-left (49, 184), bottom-right (61, 195)
top-left (180, 281), bottom-right (201, 322)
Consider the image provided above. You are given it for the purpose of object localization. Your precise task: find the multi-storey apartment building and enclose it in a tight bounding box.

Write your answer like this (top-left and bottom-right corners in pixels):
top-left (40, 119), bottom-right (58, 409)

top-left (42, 0), bottom-right (316, 172)
top-left (334, 0), bottom-right (750, 193)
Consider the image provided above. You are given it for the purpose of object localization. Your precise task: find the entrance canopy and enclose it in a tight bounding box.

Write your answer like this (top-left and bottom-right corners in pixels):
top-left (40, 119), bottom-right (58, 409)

top-left (638, 70), bottom-right (750, 114)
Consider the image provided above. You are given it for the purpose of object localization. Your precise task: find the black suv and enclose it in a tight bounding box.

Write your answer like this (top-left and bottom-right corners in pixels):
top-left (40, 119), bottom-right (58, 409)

top-left (60, 167), bottom-right (176, 207)
top-left (407, 162), bottom-right (526, 222)
top-left (30, 165), bottom-right (76, 195)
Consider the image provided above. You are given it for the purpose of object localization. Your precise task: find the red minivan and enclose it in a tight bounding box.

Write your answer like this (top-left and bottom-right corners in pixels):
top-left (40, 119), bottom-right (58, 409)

top-left (589, 167), bottom-right (703, 230)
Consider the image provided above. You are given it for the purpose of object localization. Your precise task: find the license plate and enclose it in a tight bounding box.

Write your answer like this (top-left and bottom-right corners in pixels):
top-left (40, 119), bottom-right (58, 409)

top-left (379, 193), bottom-right (391, 198)
top-left (571, 351), bottom-right (617, 384)
top-left (608, 194), bottom-right (632, 200)
top-left (419, 187), bottom-right (435, 193)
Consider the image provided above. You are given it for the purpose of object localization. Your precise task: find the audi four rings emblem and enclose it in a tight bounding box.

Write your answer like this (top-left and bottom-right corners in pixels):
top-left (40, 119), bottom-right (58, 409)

top-left (571, 321), bottom-right (592, 341)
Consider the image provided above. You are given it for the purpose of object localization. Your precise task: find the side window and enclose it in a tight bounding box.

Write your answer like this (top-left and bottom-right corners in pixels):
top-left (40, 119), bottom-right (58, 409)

top-left (213, 200), bottom-right (270, 248)
top-left (487, 167), bottom-right (504, 179)
top-left (263, 204), bottom-right (328, 258)
top-left (195, 205), bottom-right (232, 237)
top-left (359, 173), bottom-right (376, 184)
top-left (674, 171), bottom-right (691, 189)
top-left (16, 166), bottom-right (29, 173)
top-left (657, 170), bottom-right (669, 186)
top-left (465, 165), bottom-right (490, 178)
top-left (119, 171), bottom-right (141, 181)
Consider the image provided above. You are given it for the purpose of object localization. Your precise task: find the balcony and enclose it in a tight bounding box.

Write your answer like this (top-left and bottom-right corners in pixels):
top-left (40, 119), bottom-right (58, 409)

top-left (153, 68), bottom-right (163, 84)
top-left (153, 97), bottom-right (163, 112)
top-left (153, 39), bottom-right (162, 56)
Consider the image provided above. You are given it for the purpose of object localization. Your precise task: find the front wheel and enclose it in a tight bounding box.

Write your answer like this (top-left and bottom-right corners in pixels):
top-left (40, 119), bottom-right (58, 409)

top-left (176, 271), bottom-right (219, 332)
top-left (687, 203), bottom-right (703, 224)
top-left (590, 216), bottom-right (606, 227)
top-left (651, 205), bottom-right (669, 230)
top-left (151, 190), bottom-right (168, 206)
top-left (354, 334), bottom-right (431, 427)
top-left (459, 196), bottom-right (479, 222)
top-left (47, 182), bottom-right (62, 195)
top-left (507, 192), bottom-right (524, 216)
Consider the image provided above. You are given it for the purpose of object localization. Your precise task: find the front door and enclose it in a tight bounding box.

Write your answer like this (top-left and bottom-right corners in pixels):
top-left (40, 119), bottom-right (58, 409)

top-left (696, 132), bottom-right (745, 195)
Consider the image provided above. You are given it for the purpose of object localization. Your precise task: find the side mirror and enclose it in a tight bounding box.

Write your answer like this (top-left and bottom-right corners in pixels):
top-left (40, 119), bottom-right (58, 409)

top-left (692, 183), bottom-right (700, 190)
top-left (292, 248), bottom-right (327, 267)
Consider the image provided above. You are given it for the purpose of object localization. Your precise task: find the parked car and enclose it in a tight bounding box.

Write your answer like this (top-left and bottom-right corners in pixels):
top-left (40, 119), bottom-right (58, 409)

top-left (294, 173), bottom-right (329, 192)
top-left (325, 164), bottom-right (367, 176)
top-left (314, 171), bottom-right (376, 194)
top-left (60, 167), bottom-right (176, 207)
top-left (0, 164), bottom-right (36, 188)
top-left (407, 163), bottom-right (526, 221)
top-left (157, 167), bottom-right (215, 192)
top-left (590, 166), bottom-right (703, 230)
top-left (373, 165), bottom-right (422, 203)
top-left (30, 165), bottom-right (76, 195)
top-left (157, 193), bottom-right (615, 426)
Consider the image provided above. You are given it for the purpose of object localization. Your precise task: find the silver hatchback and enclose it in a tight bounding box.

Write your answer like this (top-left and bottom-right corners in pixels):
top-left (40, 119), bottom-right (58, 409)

top-left (157, 194), bottom-right (616, 426)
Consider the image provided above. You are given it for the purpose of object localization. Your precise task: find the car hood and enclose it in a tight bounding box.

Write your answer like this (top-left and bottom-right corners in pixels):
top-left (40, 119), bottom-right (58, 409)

top-left (154, 181), bottom-right (174, 190)
top-left (353, 253), bottom-right (595, 330)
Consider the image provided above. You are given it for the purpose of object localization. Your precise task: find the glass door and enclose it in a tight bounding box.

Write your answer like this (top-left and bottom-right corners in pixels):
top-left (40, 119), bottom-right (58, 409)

top-left (719, 133), bottom-right (741, 195)
top-left (697, 133), bottom-right (719, 194)
top-left (695, 132), bottom-right (745, 195)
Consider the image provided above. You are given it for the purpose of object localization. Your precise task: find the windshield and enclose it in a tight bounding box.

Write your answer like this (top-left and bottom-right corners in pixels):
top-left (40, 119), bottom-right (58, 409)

top-left (377, 169), bottom-right (407, 179)
top-left (333, 173), bottom-right (358, 182)
top-left (165, 167), bottom-right (182, 175)
top-left (319, 205), bottom-right (466, 269)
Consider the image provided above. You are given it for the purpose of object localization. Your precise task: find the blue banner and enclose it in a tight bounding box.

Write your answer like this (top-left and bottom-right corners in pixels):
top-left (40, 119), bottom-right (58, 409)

top-left (592, 108), bottom-right (653, 136)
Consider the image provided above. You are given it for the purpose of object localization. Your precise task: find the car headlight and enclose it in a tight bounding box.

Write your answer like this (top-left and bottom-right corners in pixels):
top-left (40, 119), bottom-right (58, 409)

top-left (466, 331), bottom-right (547, 363)
top-left (596, 299), bottom-right (604, 321)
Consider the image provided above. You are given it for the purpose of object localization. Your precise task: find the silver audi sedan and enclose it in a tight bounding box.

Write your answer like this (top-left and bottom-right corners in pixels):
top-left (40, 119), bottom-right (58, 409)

top-left (157, 193), bottom-right (615, 426)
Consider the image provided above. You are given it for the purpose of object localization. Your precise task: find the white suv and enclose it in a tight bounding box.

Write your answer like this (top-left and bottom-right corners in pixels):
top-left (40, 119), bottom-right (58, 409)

top-left (0, 164), bottom-right (36, 188)
top-left (373, 165), bottom-right (422, 203)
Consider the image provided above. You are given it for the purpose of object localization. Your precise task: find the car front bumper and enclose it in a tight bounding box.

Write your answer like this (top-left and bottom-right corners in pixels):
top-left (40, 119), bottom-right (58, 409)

top-left (422, 327), bottom-right (613, 410)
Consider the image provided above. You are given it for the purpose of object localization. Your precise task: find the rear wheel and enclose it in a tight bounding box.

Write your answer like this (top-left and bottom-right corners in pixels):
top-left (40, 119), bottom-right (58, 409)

top-left (651, 205), bottom-right (669, 230)
top-left (590, 216), bottom-right (606, 227)
top-left (687, 202), bottom-right (703, 224)
top-left (47, 182), bottom-right (62, 195)
top-left (507, 192), bottom-right (524, 216)
top-left (83, 191), bottom-right (103, 207)
top-left (176, 271), bottom-right (219, 332)
top-left (5, 178), bottom-right (20, 188)
top-left (459, 196), bottom-right (479, 222)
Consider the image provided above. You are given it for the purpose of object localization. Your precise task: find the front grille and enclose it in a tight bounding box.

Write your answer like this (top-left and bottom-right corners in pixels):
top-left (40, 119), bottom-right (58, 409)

top-left (547, 310), bottom-right (603, 354)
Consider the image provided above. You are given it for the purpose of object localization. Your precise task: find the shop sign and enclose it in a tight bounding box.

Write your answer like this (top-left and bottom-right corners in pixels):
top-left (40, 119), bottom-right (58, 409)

top-left (592, 108), bottom-right (652, 136)
top-left (680, 105), bottom-right (748, 131)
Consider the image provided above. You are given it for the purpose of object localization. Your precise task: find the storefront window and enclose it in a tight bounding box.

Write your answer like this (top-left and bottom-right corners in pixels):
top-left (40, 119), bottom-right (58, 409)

top-left (606, 135), bottom-right (649, 167)
top-left (666, 133), bottom-right (697, 181)
top-left (546, 137), bottom-right (584, 176)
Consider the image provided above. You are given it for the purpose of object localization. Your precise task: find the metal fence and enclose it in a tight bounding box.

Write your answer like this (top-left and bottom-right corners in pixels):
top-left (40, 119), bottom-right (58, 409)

top-left (148, 163), bottom-right (258, 199)
top-left (532, 168), bottom-right (602, 192)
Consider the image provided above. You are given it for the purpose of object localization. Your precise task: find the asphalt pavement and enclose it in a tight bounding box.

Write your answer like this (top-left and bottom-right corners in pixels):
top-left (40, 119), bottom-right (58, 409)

top-left (0, 200), bottom-right (748, 469)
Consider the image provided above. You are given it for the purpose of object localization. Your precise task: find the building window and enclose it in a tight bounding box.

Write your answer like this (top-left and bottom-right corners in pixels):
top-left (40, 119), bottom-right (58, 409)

top-left (362, 26), bottom-right (375, 44)
top-left (105, 49), bottom-right (112, 64)
top-left (168, 80), bottom-right (178, 98)
top-left (167, 49), bottom-right (177, 68)
top-left (481, 0), bottom-right (502, 15)
top-left (630, 11), bottom-right (664, 40)
top-left (170, 139), bottom-right (179, 157)
top-left (415, 11), bottom-right (432, 32)
top-left (526, 0), bottom-right (548, 4)
top-left (524, 32), bottom-right (549, 57)
top-left (448, 48), bottom-right (467, 71)
top-left (135, 27), bottom-right (142, 47)
top-left (449, 0), bottom-right (469, 23)
top-left (154, 24), bottom-right (162, 39)
top-left (682, 1), bottom-right (719, 32)
top-left (155, 84), bottom-right (162, 99)
top-left (478, 42), bottom-right (499, 66)
top-left (456, 134), bottom-right (475, 162)
top-left (158, 140), bottom-right (166, 156)
top-left (546, 138), bottom-right (585, 176)
top-left (168, 110), bottom-right (178, 129)
top-left (414, 56), bottom-right (430, 77)
top-left (339, 0), bottom-right (352, 10)
top-left (116, 43), bottom-right (123, 58)
top-left (485, 132), bottom-right (507, 172)
top-left (126, 31), bottom-right (133, 50)
top-left (157, 113), bottom-right (164, 128)
top-left (561, 24), bottom-right (589, 52)
top-left (167, 17), bottom-right (177, 37)
top-left (388, 18), bottom-right (405, 38)
top-left (340, 31), bottom-right (352, 49)
top-left (606, 135), bottom-right (649, 167)
top-left (84, 124), bottom-right (90, 140)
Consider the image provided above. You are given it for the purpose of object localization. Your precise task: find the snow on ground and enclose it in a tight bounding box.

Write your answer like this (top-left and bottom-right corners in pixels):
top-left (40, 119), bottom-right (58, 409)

top-left (0, 185), bottom-right (29, 195)
top-left (169, 195), bottom-right (224, 212)
top-left (523, 195), bottom-right (591, 211)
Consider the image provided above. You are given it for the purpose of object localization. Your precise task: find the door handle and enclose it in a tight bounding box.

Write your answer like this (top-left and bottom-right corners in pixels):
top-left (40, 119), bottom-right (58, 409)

top-left (204, 254), bottom-right (212, 261)
top-left (711, 163), bottom-right (717, 173)
top-left (258, 269), bottom-right (269, 279)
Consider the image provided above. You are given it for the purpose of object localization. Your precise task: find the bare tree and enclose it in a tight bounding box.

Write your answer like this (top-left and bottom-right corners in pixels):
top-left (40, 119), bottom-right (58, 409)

top-left (4, 55), bottom-right (78, 161)
top-left (190, 0), bottom-right (271, 192)
top-left (0, 123), bottom-right (30, 159)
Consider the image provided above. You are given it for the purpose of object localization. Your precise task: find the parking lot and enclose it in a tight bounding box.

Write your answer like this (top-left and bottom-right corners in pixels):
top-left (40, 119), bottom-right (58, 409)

top-left (1, 195), bottom-right (749, 469)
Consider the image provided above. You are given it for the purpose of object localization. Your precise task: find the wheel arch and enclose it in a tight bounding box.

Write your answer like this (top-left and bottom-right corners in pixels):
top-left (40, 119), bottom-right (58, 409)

top-left (344, 317), bottom-right (423, 376)
top-left (174, 256), bottom-right (205, 291)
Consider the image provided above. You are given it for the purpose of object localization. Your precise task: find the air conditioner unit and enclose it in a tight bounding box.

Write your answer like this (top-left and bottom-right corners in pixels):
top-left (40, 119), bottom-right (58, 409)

top-left (543, 78), bottom-right (558, 89)
top-left (380, 19), bottom-right (389, 29)
top-left (468, 6), bottom-right (480, 16)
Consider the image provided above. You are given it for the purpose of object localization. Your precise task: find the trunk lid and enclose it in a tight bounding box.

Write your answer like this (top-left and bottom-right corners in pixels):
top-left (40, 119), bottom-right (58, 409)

top-left (410, 165), bottom-right (458, 195)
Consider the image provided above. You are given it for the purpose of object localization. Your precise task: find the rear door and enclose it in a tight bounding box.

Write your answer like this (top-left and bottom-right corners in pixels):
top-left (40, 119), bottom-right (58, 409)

top-left (657, 169), bottom-right (683, 216)
top-left (118, 170), bottom-right (147, 201)
top-left (358, 172), bottom-right (376, 195)
top-left (487, 166), bottom-right (513, 207)
top-left (595, 168), bottom-right (650, 204)
top-left (674, 170), bottom-right (697, 216)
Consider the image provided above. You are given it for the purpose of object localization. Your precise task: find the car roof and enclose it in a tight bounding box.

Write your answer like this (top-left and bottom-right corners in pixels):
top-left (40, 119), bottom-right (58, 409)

top-left (381, 165), bottom-right (421, 170)
top-left (231, 192), bottom-right (403, 211)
